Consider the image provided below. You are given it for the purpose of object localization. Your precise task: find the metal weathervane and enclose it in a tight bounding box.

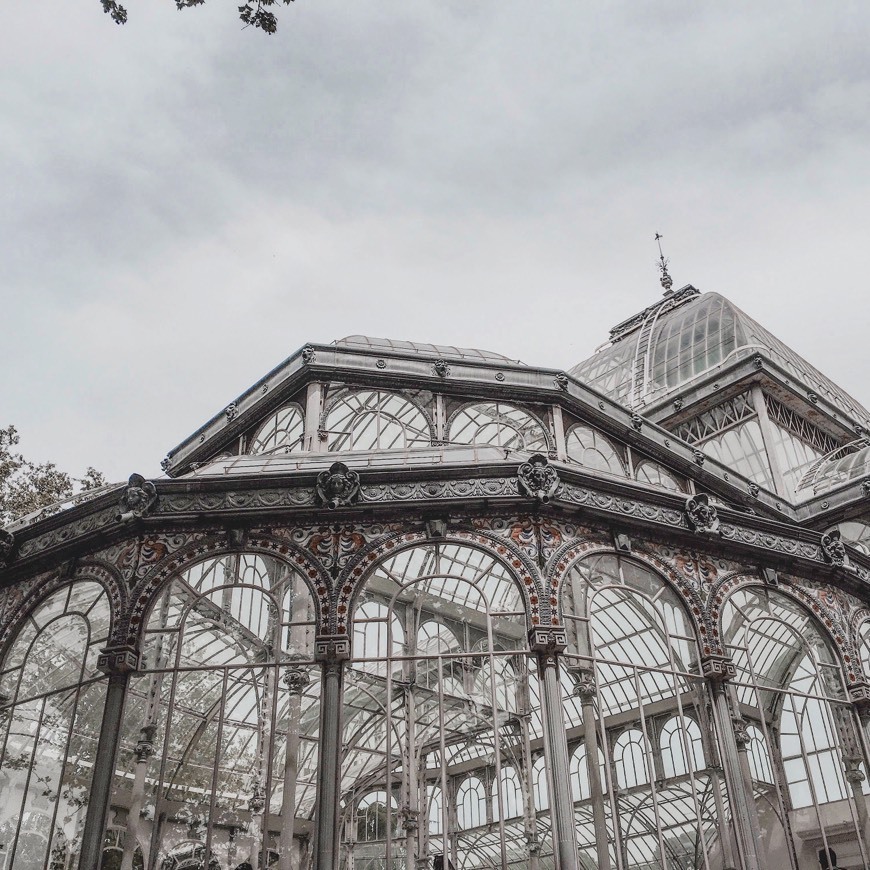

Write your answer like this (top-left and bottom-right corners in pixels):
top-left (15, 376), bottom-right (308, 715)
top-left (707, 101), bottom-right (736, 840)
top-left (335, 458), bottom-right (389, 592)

top-left (655, 232), bottom-right (674, 295)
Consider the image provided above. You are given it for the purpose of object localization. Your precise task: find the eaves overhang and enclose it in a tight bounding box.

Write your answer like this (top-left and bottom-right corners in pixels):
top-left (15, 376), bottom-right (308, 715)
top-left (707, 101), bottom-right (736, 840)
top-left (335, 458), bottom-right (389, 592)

top-left (161, 342), bottom-right (791, 521)
top-left (3, 458), bottom-right (869, 603)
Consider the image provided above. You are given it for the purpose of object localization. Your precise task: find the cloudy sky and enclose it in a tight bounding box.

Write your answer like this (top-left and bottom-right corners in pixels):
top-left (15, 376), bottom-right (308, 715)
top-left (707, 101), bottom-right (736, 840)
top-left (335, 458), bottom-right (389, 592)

top-left (2, 1), bottom-right (869, 482)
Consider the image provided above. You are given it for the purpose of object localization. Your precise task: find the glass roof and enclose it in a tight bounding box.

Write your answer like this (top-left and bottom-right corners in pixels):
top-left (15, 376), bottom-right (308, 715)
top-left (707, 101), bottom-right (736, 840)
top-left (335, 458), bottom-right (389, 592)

top-left (335, 335), bottom-right (524, 365)
top-left (569, 292), bottom-right (870, 425)
top-left (797, 440), bottom-right (870, 496)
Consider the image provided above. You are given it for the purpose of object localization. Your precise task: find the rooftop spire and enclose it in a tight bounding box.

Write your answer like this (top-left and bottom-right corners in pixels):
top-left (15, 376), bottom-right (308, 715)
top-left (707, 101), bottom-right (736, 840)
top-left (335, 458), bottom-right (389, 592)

top-left (655, 233), bottom-right (674, 296)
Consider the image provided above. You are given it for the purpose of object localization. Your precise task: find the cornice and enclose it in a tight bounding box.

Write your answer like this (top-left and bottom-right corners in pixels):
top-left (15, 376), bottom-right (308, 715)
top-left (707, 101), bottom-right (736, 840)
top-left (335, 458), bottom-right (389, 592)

top-left (3, 459), bottom-right (869, 601)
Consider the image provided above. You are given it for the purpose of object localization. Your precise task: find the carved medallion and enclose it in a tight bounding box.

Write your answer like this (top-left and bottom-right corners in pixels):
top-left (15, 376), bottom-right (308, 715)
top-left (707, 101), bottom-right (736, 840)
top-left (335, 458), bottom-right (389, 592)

top-left (685, 493), bottom-right (720, 534)
top-left (117, 474), bottom-right (158, 522)
top-left (0, 529), bottom-right (14, 566)
top-left (820, 529), bottom-right (847, 567)
top-left (315, 462), bottom-right (361, 510)
top-left (517, 454), bottom-right (559, 504)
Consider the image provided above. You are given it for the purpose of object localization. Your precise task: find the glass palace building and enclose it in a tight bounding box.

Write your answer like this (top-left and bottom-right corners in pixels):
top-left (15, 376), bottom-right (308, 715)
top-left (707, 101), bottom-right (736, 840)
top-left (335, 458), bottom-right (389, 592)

top-left (3, 284), bottom-right (870, 870)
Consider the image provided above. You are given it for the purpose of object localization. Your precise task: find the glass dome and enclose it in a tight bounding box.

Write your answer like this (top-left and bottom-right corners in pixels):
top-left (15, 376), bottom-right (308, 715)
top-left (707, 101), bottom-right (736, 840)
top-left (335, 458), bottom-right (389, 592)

top-left (334, 335), bottom-right (524, 365)
top-left (570, 293), bottom-right (870, 425)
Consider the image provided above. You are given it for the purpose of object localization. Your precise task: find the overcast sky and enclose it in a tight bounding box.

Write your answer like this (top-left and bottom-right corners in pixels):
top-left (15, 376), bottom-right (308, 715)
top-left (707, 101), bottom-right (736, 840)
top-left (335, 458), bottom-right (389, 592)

top-left (2, 1), bottom-right (869, 482)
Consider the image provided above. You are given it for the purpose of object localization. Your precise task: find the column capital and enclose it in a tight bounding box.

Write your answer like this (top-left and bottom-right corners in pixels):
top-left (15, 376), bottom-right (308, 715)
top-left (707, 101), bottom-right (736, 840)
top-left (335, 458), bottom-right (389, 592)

top-left (528, 627), bottom-right (567, 654)
top-left (283, 666), bottom-right (312, 694)
top-left (849, 680), bottom-right (870, 716)
top-left (314, 634), bottom-right (351, 664)
top-left (700, 654), bottom-right (736, 683)
top-left (97, 644), bottom-right (139, 675)
top-left (567, 666), bottom-right (597, 700)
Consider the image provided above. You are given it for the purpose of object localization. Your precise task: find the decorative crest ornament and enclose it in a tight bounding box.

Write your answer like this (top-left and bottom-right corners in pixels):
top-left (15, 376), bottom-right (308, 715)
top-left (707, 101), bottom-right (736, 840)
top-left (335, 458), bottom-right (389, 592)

top-left (315, 462), bottom-right (361, 510)
top-left (655, 233), bottom-right (674, 295)
top-left (748, 482), bottom-right (759, 497)
top-left (673, 398), bottom-right (683, 411)
top-left (117, 474), bottom-right (158, 522)
top-left (0, 529), bottom-right (14, 566)
top-left (862, 479), bottom-right (870, 497)
top-left (301, 345), bottom-right (315, 364)
top-left (692, 448), bottom-right (706, 466)
top-left (160, 456), bottom-right (172, 473)
top-left (554, 372), bottom-right (569, 391)
top-left (700, 654), bottom-right (735, 682)
top-left (820, 529), bottom-right (847, 567)
top-left (685, 493), bottom-right (720, 534)
top-left (433, 359), bottom-right (450, 378)
top-left (225, 402), bottom-right (238, 421)
top-left (517, 454), bottom-right (559, 504)
top-left (630, 413), bottom-right (643, 431)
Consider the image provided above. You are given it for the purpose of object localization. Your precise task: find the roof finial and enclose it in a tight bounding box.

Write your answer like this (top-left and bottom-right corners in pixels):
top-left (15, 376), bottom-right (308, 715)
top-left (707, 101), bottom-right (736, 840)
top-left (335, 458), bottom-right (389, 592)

top-left (655, 233), bottom-right (674, 296)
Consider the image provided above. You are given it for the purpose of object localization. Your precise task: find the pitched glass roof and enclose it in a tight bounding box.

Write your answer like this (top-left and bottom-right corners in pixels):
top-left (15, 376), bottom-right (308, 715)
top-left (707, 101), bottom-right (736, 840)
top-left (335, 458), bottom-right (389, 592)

top-left (335, 335), bottom-right (524, 365)
top-left (569, 292), bottom-right (870, 425)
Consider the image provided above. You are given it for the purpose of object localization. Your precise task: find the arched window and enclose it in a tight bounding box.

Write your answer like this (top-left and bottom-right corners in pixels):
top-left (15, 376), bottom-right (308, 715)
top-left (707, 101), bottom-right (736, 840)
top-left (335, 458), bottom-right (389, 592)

top-left (457, 777), bottom-right (487, 829)
top-left (112, 554), bottom-right (319, 869)
top-left (634, 460), bottom-right (684, 493)
top-left (324, 390), bottom-right (431, 451)
top-left (570, 743), bottom-right (590, 800)
top-left (614, 729), bottom-right (651, 789)
top-left (565, 425), bottom-right (626, 476)
top-left (449, 402), bottom-right (549, 452)
top-left (722, 587), bottom-right (855, 810)
top-left (532, 755), bottom-right (549, 810)
top-left (0, 582), bottom-right (112, 870)
top-left (660, 716), bottom-right (704, 777)
top-left (356, 791), bottom-right (396, 842)
top-left (492, 766), bottom-right (523, 821)
top-left (249, 403), bottom-right (305, 454)
top-left (427, 785), bottom-right (443, 836)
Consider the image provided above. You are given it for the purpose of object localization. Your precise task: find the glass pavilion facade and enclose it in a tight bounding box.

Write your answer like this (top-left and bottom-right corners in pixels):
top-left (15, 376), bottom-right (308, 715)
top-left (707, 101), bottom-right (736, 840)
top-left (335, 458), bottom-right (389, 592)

top-left (3, 285), bottom-right (870, 870)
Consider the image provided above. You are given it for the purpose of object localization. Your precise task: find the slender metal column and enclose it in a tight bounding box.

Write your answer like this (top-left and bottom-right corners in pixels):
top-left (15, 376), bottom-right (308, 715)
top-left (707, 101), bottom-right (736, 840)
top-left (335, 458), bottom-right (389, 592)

top-left (312, 637), bottom-right (349, 870)
top-left (570, 668), bottom-right (611, 870)
top-left (279, 668), bottom-right (311, 870)
top-left (531, 629), bottom-right (579, 870)
top-left (703, 656), bottom-right (760, 870)
top-left (79, 645), bottom-right (138, 870)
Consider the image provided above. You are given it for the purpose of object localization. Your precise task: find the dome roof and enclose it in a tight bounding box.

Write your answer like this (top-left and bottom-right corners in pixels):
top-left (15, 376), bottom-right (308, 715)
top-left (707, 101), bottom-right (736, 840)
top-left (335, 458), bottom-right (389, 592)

top-left (570, 290), bottom-right (870, 424)
top-left (334, 335), bottom-right (524, 365)
top-left (797, 441), bottom-right (870, 495)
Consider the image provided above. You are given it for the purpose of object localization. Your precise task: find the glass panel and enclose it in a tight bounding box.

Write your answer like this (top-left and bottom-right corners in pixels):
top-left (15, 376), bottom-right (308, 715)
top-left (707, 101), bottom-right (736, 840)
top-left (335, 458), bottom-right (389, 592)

top-left (565, 425), bottom-right (626, 476)
top-left (449, 403), bottom-right (549, 453)
top-left (249, 404), bottom-right (305, 455)
top-left (325, 390), bottom-right (431, 452)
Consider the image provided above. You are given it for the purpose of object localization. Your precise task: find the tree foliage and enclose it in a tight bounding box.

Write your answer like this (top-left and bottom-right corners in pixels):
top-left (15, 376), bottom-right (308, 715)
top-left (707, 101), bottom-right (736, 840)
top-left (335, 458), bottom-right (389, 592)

top-left (101, 0), bottom-right (295, 34)
top-left (0, 425), bottom-right (107, 527)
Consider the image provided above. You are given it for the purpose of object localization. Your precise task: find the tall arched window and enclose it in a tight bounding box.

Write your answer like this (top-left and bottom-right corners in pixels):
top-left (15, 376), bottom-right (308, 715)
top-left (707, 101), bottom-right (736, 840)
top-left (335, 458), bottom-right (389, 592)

top-left (560, 554), bottom-right (721, 870)
top-left (343, 542), bottom-right (545, 867)
top-left (722, 587), bottom-right (866, 817)
top-left (355, 790), bottom-right (396, 842)
top-left (660, 716), bottom-right (704, 778)
top-left (565, 425), bottom-right (626, 476)
top-left (457, 777), bottom-right (487, 829)
top-left (324, 390), bottom-right (431, 451)
top-left (492, 766), bottom-right (523, 821)
top-left (249, 404), bottom-right (305, 454)
top-left (614, 729), bottom-right (651, 789)
top-left (449, 402), bottom-right (549, 452)
top-left (0, 582), bottom-right (111, 870)
top-left (107, 554), bottom-right (318, 870)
